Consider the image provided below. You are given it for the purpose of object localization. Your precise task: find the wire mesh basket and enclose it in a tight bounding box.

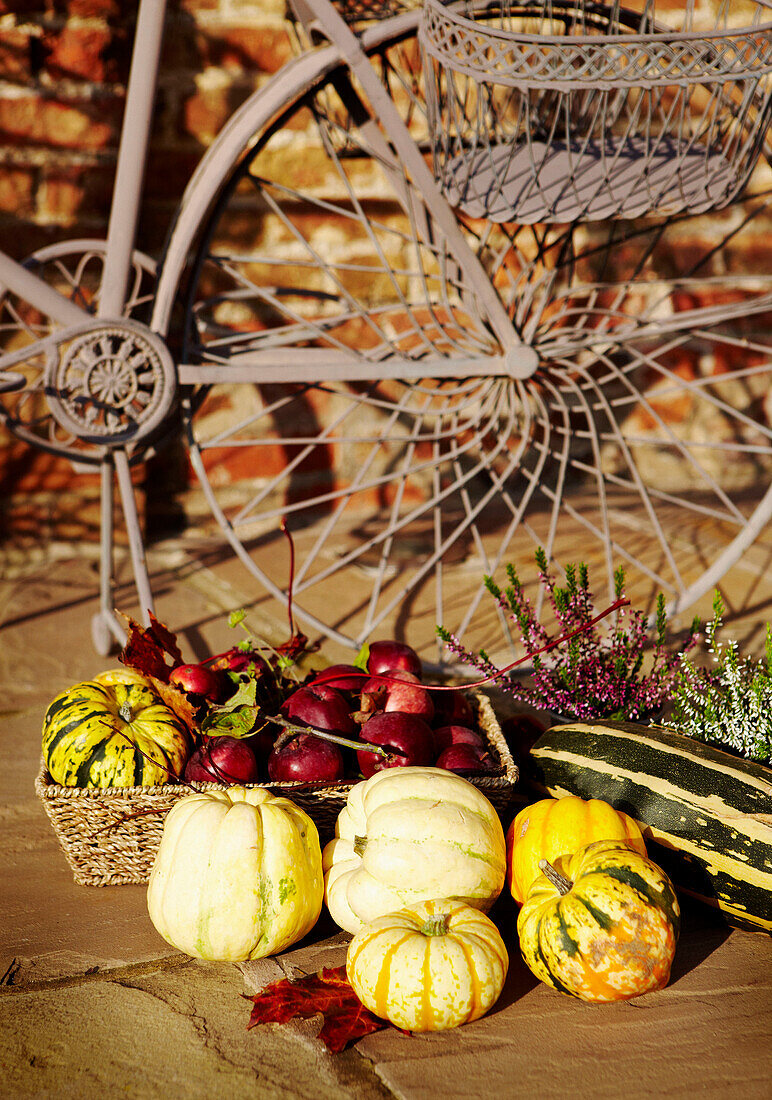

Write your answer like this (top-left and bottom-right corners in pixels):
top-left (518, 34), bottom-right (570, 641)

top-left (420, 0), bottom-right (772, 223)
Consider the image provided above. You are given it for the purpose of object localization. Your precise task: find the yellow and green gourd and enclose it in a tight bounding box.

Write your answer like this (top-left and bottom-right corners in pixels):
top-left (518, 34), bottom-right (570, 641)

top-left (42, 670), bottom-right (189, 788)
top-left (527, 720), bottom-right (772, 932)
top-left (506, 795), bottom-right (646, 905)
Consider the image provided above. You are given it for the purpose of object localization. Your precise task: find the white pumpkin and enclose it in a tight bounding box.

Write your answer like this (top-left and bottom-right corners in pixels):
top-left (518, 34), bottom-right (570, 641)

top-left (147, 786), bottom-right (323, 961)
top-left (323, 766), bottom-right (506, 933)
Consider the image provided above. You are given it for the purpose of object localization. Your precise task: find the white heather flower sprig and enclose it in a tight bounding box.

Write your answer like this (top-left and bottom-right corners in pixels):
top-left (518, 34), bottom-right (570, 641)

top-left (437, 549), bottom-right (697, 722)
top-left (671, 591), bottom-right (772, 764)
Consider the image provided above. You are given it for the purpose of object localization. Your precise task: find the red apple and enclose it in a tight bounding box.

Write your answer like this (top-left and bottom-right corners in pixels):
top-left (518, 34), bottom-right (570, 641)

top-left (169, 662), bottom-right (226, 702)
top-left (184, 736), bottom-right (260, 784)
top-left (431, 689), bottom-right (475, 728)
top-left (360, 669), bottom-right (434, 720)
top-left (435, 743), bottom-right (493, 774)
top-left (310, 664), bottom-right (366, 692)
top-left (432, 724), bottom-right (486, 757)
top-left (366, 640), bottom-right (422, 679)
top-left (501, 715), bottom-right (548, 764)
top-left (267, 733), bottom-right (344, 782)
top-left (209, 647), bottom-right (270, 676)
top-left (281, 683), bottom-right (357, 736)
top-left (356, 711), bottom-right (434, 778)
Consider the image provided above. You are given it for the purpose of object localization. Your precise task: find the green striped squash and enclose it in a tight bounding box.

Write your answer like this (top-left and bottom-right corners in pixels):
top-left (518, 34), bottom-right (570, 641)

top-left (42, 676), bottom-right (190, 788)
top-left (526, 721), bottom-right (772, 933)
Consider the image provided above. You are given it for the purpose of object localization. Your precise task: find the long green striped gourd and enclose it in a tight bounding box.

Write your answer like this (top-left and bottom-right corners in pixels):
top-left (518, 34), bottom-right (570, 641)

top-left (42, 678), bottom-right (190, 788)
top-left (526, 721), bottom-right (772, 933)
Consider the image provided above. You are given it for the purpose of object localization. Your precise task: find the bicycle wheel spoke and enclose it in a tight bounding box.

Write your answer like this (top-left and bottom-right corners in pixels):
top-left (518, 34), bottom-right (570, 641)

top-left (173, 17), bottom-right (772, 661)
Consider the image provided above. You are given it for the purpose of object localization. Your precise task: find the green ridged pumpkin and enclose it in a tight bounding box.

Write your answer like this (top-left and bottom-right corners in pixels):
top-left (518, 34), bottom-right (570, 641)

top-left (42, 672), bottom-right (190, 788)
top-left (517, 839), bottom-right (680, 1003)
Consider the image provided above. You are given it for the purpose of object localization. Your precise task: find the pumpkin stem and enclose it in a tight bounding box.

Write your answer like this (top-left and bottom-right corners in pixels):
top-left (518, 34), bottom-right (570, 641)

top-left (539, 859), bottom-right (574, 896)
top-left (420, 913), bottom-right (451, 937)
top-left (118, 702), bottom-right (132, 723)
top-left (353, 835), bottom-right (367, 856)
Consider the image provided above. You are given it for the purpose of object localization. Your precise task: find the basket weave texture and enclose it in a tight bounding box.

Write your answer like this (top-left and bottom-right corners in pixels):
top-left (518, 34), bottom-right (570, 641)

top-left (35, 691), bottom-right (517, 887)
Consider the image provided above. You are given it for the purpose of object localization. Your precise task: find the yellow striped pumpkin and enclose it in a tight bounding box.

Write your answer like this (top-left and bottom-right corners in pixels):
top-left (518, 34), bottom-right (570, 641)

top-left (42, 672), bottom-right (190, 787)
top-left (506, 795), bottom-right (646, 904)
top-left (518, 839), bottom-right (680, 1003)
top-left (347, 899), bottom-right (508, 1031)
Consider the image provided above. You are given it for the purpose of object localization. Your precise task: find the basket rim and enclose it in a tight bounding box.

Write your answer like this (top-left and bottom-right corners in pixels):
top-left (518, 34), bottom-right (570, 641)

top-left (423, 0), bottom-right (772, 47)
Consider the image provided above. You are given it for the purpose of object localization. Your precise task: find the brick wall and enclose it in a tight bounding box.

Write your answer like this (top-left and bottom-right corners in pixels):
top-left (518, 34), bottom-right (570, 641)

top-left (0, 0), bottom-right (293, 544)
top-left (1, 0), bottom-right (771, 549)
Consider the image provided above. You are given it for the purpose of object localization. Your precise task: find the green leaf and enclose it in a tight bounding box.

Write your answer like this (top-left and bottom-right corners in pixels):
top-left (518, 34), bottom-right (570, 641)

top-left (484, 574), bottom-right (502, 600)
top-left (199, 674), bottom-right (260, 738)
top-left (201, 703), bottom-right (260, 738)
top-left (353, 642), bottom-right (370, 673)
top-left (225, 674), bottom-right (259, 708)
top-left (228, 609), bottom-right (247, 629)
top-left (613, 565), bottom-right (625, 600)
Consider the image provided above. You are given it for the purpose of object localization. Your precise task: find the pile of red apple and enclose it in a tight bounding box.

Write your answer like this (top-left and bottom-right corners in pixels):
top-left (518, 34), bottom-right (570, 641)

top-left (175, 640), bottom-right (497, 786)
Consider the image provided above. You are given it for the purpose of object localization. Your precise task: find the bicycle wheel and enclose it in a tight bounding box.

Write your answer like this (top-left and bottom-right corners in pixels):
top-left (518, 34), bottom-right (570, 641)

top-left (156, 20), bottom-right (772, 667)
top-left (0, 241), bottom-right (159, 462)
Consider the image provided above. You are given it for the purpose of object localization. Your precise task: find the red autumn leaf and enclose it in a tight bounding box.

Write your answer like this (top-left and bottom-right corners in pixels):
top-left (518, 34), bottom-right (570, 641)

top-left (148, 611), bottom-right (184, 665)
top-left (118, 613), bottom-right (183, 683)
top-left (247, 965), bottom-right (390, 1053)
top-left (148, 675), bottom-right (202, 738)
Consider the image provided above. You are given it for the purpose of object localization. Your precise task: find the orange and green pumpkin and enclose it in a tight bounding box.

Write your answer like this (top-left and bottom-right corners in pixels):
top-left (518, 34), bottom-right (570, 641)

top-left (42, 672), bottom-right (190, 788)
top-left (517, 839), bottom-right (680, 1003)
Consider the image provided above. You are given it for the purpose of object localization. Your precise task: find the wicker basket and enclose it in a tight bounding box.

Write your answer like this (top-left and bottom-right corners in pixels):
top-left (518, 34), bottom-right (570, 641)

top-left (35, 691), bottom-right (517, 887)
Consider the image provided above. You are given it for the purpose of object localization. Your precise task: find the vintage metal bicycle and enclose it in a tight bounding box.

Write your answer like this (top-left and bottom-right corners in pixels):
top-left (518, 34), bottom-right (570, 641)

top-left (2, 0), bottom-right (772, 666)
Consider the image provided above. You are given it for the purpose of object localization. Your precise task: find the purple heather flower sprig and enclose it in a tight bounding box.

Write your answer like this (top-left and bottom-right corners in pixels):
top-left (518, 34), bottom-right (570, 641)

top-left (437, 549), bottom-right (698, 722)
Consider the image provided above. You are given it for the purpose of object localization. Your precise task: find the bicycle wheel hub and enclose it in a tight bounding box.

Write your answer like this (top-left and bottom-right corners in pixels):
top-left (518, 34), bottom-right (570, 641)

top-left (45, 319), bottom-right (176, 448)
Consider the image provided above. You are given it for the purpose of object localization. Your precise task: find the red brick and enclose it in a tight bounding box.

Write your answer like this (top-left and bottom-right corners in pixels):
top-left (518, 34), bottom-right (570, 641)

top-left (0, 1), bottom-right (46, 15)
top-left (180, 81), bottom-right (252, 144)
top-left (199, 26), bottom-right (293, 75)
top-left (38, 161), bottom-right (114, 222)
top-left (42, 24), bottom-right (128, 83)
top-left (50, 0), bottom-right (122, 18)
top-left (0, 91), bottom-right (120, 150)
top-left (0, 165), bottom-right (35, 216)
top-left (0, 28), bottom-right (39, 82)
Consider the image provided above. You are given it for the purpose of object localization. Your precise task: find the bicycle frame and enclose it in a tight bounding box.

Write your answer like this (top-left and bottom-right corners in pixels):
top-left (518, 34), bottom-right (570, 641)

top-left (0, 0), bottom-right (537, 649)
top-left (0, 0), bottom-right (169, 649)
top-left (2, 0), bottom-right (772, 657)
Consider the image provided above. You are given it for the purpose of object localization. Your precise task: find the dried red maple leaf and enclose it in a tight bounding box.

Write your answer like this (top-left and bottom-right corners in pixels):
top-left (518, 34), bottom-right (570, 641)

top-left (148, 675), bottom-right (201, 738)
top-left (247, 965), bottom-right (390, 1053)
top-left (118, 612), bottom-right (183, 683)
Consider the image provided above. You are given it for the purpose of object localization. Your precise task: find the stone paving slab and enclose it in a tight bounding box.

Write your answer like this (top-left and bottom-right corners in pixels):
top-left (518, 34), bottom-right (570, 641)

top-left (1, 538), bottom-right (771, 1098)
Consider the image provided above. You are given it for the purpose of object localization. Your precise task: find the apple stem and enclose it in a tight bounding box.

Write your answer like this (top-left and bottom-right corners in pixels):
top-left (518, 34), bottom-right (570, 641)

top-left (271, 715), bottom-right (395, 759)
